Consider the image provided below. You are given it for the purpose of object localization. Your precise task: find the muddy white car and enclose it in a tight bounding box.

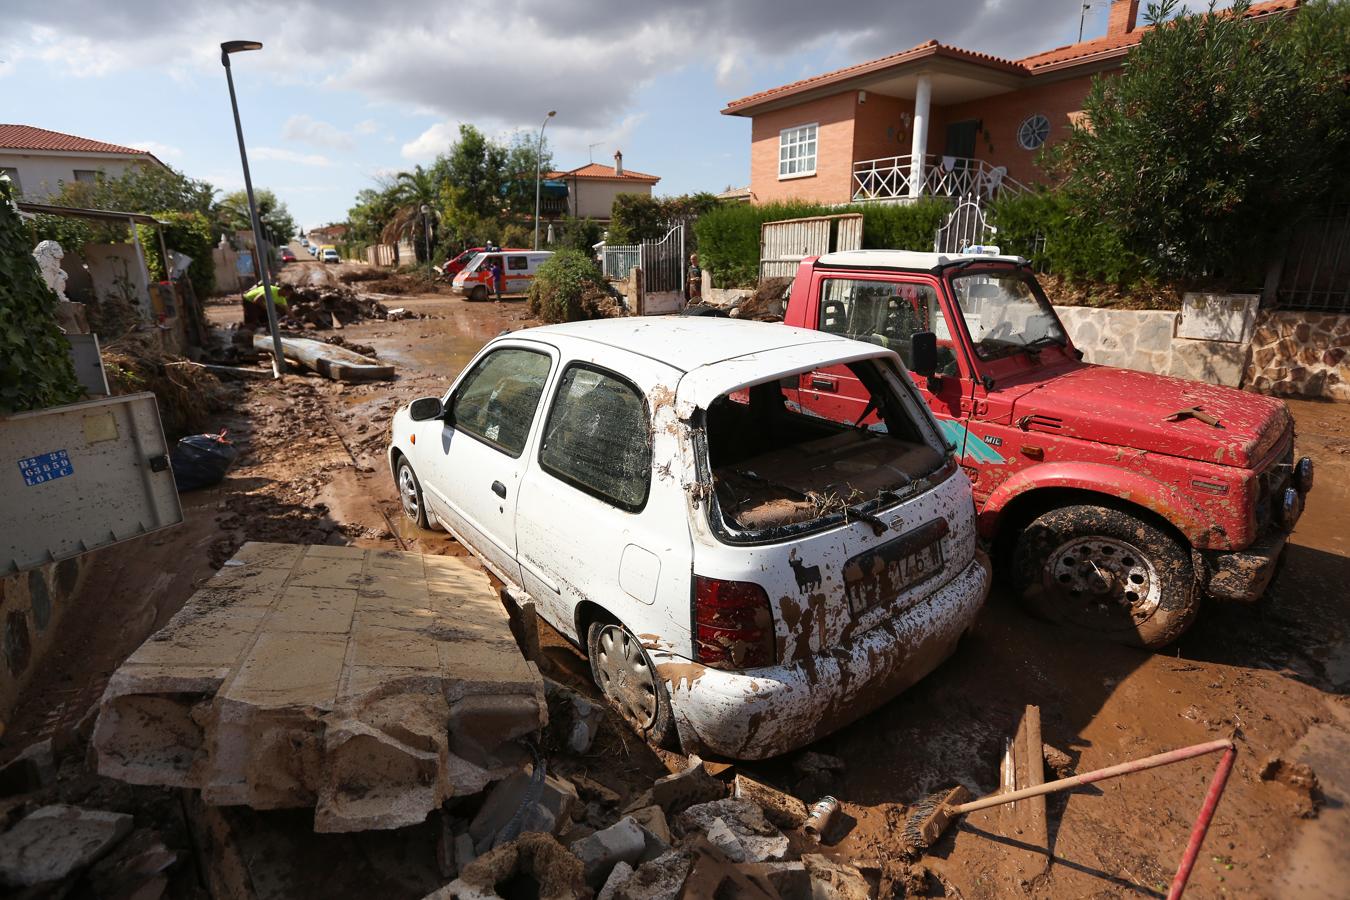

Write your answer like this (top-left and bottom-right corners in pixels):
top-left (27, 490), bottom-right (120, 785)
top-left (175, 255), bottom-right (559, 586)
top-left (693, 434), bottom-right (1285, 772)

top-left (387, 318), bottom-right (991, 758)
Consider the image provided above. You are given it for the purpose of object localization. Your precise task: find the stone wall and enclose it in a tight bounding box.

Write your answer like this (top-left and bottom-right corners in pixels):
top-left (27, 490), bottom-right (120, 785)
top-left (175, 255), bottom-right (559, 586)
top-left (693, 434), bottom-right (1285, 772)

top-left (1245, 311), bottom-right (1350, 401)
top-left (0, 556), bottom-right (89, 724)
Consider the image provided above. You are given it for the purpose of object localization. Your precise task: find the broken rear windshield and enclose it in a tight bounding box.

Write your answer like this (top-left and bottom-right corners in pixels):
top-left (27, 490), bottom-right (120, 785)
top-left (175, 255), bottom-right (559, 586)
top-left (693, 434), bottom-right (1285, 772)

top-left (701, 358), bottom-right (948, 541)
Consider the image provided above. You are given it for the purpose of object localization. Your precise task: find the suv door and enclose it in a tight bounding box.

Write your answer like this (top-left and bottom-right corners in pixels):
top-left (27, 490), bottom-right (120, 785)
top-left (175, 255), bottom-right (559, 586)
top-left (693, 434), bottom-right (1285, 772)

top-left (425, 344), bottom-right (554, 585)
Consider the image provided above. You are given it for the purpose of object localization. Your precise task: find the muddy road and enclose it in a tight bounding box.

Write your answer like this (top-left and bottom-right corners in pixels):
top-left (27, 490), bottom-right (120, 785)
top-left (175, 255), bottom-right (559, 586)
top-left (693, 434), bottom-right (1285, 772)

top-left (4, 271), bottom-right (1347, 898)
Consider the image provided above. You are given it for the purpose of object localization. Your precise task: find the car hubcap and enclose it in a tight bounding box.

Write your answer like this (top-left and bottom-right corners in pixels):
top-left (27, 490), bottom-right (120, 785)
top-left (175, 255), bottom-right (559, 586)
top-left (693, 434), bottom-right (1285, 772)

top-left (1044, 536), bottom-right (1161, 628)
top-left (593, 625), bottom-right (657, 730)
top-left (398, 466), bottom-right (419, 521)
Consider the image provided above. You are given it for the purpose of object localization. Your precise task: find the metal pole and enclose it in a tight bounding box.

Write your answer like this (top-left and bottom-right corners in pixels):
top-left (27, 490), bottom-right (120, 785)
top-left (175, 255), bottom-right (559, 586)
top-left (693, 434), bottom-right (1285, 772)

top-left (533, 111), bottom-right (555, 251)
top-left (222, 49), bottom-right (285, 378)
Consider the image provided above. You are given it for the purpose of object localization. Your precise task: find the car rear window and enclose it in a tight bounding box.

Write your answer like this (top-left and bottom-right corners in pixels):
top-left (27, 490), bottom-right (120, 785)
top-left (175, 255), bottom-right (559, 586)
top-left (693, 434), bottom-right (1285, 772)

top-left (702, 358), bottom-right (946, 540)
top-left (539, 365), bottom-right (651, 511)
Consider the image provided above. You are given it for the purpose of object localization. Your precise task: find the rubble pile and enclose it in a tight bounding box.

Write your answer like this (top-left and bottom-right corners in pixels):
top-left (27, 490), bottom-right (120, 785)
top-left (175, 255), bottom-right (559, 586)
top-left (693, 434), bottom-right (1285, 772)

top-left (91, 542), bottom-right (546, 834)
top-left (727, 278), bottom-right (792, 322)
top-left (283, 283), bottom-right (396, 329)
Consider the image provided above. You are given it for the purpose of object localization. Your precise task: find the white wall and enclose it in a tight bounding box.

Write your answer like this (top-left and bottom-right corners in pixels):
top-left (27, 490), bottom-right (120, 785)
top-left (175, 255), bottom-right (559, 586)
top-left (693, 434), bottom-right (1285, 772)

top-left (0, 153), bottom-right (150, 200)
top-left (571, 180), bottom-right (654, 220)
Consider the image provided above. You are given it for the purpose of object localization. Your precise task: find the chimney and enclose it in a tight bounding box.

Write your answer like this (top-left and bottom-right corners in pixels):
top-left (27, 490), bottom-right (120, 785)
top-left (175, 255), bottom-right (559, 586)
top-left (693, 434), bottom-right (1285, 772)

top-left (614, 150), bottom-right (624, 176)
top-left (1106, 0), bottom-right (1140, 37)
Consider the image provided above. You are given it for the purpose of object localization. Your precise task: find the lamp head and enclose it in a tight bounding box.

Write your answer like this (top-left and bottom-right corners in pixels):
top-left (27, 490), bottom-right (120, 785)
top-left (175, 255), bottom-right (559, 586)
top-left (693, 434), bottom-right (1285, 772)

top-left (222, 40), bottom-right (263, 54)
top-left (547, 110), bottom-right (557, 118)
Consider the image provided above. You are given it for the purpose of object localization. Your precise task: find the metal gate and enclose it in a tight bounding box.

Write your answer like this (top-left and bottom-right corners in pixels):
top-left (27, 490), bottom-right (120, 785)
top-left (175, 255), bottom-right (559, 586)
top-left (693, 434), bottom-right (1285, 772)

top-left (933, 195), bottom-right (997, 254)
top-left (1272, 203), bottom-right (1350, 312)
top-left (602, 243), bottom-right (640, 278)
top-left (640, 225), bottom-right (685, 294)
top-left (760, 213), bottom-right (863, 279)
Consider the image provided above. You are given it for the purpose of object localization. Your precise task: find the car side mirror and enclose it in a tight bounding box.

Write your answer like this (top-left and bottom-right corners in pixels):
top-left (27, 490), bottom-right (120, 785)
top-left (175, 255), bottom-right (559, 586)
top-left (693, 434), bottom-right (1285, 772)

top-left (910, 331), bottom-right (938, 377)
top-left (409, 397), bottom-right (444, 422)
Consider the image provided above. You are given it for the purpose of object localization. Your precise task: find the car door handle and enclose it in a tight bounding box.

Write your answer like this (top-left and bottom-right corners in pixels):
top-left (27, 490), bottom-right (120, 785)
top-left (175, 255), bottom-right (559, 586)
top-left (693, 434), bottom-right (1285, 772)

top-left (810, 377), bottom-right (838, 392)
top-left (491, 480), bottom-right (507, 498)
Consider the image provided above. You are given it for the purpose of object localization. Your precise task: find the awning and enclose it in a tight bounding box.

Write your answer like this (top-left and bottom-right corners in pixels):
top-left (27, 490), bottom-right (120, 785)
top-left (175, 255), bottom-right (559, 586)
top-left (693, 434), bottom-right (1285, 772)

top-left (17, 202), bottom-right (168, 226)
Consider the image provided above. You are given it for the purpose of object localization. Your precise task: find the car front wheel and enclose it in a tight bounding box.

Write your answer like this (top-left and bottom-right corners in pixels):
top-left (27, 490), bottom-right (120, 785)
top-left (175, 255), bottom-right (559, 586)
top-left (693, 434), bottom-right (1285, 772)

top-left (1011, 504), bottom-right (1199, 649)
top-left (587, 620), bottom-right (677, 749)
top-left (396, 458), bottom-right (429, 529)
top-left (469, 285), bottom-right (487, 302)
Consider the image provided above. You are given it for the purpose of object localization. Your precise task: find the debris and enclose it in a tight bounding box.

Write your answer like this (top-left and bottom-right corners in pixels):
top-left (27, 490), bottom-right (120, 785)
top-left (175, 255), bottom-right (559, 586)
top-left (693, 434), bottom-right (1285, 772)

top-left (568, 695), bottom-right (604, 754)
top-left (612, 848), bottom-right (693, 900)
top-left (627, 804), bottom-right (672, 845)
top-left (470, 770), bottom-right (579, 853)
top-left (0, 805), bottom-right (133, 887)
top-left (649, 758), bottom-right (726, 815)
top-left (93, 543), bottom-right (545, 833)
top-left (387, 307), bottom-right (410, 321)
top-left (802, 853), bottom-right (872, 900)
top-left (677, 798), bottom-right (789, 863)
top-left (597, 860), bottom-right (635, 900)
top-left (570, 816), bottom-right (651, 886)
top-left (86, 828), bottom-right (177, 900)
top-left (253, 333), bottom-right (395, 382)
top-left (572, 773), bottom-right (622, 808)
top-left (428, 832), bottom-right (587, 900)
top-left (802, 795), bottom-right (840, 842)
top-left (679, 838), bottom-right (779, 898)
top-left (0, 737), bottom-right (57, 796)
top-left (169, 431), bottom-right (239, 492)
top-left (1043, 743), bottom-right (1074, 776)
top-left (733, 773), bottom-right (808, 830)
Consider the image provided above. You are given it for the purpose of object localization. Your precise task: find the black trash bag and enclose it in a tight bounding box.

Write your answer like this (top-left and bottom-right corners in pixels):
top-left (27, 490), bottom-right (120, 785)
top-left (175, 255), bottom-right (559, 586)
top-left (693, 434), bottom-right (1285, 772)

top-left (170, 430), bottom-right (239, 491)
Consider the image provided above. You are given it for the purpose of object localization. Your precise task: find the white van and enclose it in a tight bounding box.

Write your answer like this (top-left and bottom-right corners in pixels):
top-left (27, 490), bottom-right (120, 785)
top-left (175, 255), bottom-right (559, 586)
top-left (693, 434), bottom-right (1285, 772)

top-left (452, 250), bottom-right (552, 301)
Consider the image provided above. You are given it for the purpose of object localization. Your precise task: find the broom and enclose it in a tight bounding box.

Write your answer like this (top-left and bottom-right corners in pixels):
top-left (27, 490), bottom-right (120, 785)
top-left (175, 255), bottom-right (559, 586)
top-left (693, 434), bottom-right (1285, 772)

top-left (902, 737), bottom-right (1233, 851)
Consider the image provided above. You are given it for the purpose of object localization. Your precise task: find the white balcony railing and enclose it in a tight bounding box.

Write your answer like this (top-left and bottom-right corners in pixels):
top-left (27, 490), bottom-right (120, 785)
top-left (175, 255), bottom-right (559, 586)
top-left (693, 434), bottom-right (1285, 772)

top-left (852, 154), bottom-right (1030, 203)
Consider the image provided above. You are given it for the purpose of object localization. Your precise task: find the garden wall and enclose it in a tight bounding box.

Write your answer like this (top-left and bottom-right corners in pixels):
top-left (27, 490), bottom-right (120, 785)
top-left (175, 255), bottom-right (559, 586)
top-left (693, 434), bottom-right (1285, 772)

top-left (0, 555), bottom-right (90, 724)
top-left (1245, 311), bottom-right (1350, 401)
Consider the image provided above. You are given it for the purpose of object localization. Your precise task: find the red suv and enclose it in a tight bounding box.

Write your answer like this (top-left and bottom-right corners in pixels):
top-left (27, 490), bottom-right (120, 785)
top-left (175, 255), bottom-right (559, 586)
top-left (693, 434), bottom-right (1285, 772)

top-left (780, 249), bottom-right (1311, 648)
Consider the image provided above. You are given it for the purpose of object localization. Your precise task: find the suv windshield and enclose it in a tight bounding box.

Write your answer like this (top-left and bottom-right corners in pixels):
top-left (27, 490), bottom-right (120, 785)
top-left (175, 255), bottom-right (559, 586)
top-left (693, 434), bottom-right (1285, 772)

top-left (948, 270), bottom-right (1066, 360)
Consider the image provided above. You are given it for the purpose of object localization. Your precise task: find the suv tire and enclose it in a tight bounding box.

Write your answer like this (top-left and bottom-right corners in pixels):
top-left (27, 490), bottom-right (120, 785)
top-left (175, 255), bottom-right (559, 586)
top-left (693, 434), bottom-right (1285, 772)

top-left (587, 620), bottom-right (677, 750)
top-left (1011, 504), bottom-right (1198, 649)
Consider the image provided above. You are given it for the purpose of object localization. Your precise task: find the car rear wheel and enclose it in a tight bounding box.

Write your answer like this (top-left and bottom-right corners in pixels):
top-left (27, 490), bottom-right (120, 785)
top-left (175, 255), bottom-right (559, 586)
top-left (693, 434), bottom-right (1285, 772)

top-left (1011, 504), bottom-right (1198, 649)
top-left (469, 284), bottom-right (487, 302)
top-left (587, 620), bottom-right (677, 749)
top-left (396, 458), bottom-right (429, 529)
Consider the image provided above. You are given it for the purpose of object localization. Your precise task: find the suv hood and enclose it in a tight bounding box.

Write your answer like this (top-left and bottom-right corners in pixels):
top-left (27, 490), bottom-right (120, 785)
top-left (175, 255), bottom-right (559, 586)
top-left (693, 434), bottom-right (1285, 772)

top-left (1009, 364), bottom-right (1289, 468)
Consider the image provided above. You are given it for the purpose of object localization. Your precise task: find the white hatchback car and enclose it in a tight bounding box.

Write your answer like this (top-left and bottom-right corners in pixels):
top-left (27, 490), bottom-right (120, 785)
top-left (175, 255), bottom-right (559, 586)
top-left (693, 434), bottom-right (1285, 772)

top-left (387, 318), bottom-right (990, 759)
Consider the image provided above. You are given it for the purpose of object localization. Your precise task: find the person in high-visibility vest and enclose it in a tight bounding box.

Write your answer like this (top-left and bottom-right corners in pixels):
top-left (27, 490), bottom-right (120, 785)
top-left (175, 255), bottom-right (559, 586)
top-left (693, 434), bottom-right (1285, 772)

top-left (241, 282), bottom-right (293, 327)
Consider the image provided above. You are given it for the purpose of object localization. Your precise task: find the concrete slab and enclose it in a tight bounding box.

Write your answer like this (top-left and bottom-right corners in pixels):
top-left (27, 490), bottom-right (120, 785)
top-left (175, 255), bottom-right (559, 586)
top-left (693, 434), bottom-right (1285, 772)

top-left (93, 542), bottom-right (546, 833)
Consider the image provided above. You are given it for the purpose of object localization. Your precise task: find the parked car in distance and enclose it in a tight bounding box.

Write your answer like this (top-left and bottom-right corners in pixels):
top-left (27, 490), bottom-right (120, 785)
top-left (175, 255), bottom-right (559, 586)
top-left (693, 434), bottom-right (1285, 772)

top-left (387, 318), bottom-right (991, 758)
top-left (451, 251), bottom-right (551, 301)
top-left (278, 247), bottom-right (297, 263)
top-left (321, 247), bottom-right (340, 264)
top-left (300, 237), bottom-right (310, 247)
top-left (779, 249), bottom-right (1312, 648)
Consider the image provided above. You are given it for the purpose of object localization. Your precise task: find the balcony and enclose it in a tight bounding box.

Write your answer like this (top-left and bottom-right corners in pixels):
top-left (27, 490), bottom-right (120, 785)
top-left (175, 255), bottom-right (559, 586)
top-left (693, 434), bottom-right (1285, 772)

top-left (852, 154), bottom-right (1030, 204)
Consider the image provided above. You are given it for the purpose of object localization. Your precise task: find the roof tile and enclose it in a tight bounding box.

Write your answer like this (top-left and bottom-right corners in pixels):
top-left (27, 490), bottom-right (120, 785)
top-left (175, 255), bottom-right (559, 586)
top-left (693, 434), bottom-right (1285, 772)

top-left (0, 124), bottom-right (150, 156)
top-left (545, 162), bottom-right (660, 183)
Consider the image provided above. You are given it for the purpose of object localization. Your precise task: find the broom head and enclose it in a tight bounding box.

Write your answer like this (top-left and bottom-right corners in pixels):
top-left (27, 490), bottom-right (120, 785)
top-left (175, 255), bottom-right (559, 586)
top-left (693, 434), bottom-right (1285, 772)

top-left (902, 784), bottom-right (973, 851)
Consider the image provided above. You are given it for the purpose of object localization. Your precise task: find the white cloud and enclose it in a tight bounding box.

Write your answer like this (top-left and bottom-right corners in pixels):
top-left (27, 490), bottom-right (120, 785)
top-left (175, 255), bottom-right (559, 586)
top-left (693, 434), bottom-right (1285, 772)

top-left (354, 119), bottom-right (380, 135)
top-left (282, 114), bottom-right (353, 151)
top-left (121, 139), bottom-right (182, 160)
top-left (251, 147), bottom-right (333, 167)
top-left (401, 121), bottom-right (462, 161)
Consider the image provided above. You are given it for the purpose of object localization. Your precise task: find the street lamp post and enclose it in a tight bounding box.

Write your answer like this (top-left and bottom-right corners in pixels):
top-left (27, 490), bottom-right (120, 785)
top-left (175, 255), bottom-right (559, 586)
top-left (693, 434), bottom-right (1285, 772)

top-left (220, 40), bottom-right (286, 378)
top-left (533, 110), bottom-right (556, 251)
top-left (420, 204), bottom-right (433, 276)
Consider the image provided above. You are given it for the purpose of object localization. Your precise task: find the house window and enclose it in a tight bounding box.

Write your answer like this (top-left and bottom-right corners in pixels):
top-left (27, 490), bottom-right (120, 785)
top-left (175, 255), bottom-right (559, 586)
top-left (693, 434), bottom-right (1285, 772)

top-left (778, 123), bottom-right (818, 179)
top-left (0, 168), bottom-right (20, 195)
top-left (73, 169), bottom-right (100, 183)
top-left (1017, 114), bottom-right (1050, 150)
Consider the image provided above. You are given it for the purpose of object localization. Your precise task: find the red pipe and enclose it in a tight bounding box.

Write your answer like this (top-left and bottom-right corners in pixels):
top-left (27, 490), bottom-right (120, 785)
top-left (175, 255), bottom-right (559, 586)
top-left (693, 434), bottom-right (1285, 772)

top-left (1167, 745), bottom-right (1237, 900)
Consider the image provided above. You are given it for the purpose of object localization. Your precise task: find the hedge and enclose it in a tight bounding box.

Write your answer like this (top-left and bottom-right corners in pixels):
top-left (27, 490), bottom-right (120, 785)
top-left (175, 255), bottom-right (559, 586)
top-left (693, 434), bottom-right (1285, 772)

top-left (988, 191), bottom-right (1145, 286)
top-left (137, 210), bottom-right (216, 300)
top-left (527, 249), bottom-right (607, 323)
top-left (693, 200), bottom-right (949, 288)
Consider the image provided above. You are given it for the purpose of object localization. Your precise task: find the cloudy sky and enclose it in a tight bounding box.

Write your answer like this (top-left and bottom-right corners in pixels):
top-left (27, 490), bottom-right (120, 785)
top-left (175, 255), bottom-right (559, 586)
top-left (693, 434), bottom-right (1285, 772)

top-left (2, 0), bottom-right (1174, 230)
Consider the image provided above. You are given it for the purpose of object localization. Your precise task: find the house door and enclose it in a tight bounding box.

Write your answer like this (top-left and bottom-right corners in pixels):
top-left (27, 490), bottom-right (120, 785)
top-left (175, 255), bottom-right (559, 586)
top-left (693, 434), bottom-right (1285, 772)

top-left (945, 120), bottom-right (979, 160)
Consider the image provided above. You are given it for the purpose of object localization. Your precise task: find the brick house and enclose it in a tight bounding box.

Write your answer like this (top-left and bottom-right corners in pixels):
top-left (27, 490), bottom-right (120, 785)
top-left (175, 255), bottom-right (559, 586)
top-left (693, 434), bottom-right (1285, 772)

top-left (721, 0), bottom-right (1297, 206)
top-left (0, 125), bottom-right (167, 201)
top-left (542, 151), bottom-right (660, 223)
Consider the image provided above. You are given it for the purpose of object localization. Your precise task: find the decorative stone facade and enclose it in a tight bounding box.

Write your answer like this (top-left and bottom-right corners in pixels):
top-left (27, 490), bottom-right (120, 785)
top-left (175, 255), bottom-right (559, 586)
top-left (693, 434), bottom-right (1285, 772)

top-left (1245, 311), bottom-right (1350, 401)
top-left (0, 556), bottom-right (88, 721)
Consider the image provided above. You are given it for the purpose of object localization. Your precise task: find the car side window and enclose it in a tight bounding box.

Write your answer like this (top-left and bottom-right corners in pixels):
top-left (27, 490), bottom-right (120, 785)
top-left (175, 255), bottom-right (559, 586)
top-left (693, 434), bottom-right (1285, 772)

top-left (818, 278), bottom-right (958, 374)
top-left (539, 365), bottom-right (651, 511)
top-left (507, 255), bottom-right (529, 271)
top-left (451, 348), bottom-right (551, 458)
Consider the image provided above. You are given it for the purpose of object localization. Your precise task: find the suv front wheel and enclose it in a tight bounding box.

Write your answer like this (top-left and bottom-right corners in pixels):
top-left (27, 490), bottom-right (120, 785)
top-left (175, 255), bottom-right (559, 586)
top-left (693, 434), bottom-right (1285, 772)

top-left (1011, 504), bottom-right (1199, 649)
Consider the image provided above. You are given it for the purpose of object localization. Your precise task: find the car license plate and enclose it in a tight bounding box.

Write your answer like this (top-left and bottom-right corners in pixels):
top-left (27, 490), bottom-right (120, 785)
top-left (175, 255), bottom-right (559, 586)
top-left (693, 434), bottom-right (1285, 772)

top-left (843, 519), bottom-right (949, 616)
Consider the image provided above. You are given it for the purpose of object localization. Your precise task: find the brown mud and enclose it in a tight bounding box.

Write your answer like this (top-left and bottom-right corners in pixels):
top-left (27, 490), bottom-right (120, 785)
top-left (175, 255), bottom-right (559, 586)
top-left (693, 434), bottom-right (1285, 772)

top-left (3, 265), bottom-right (1347, 897)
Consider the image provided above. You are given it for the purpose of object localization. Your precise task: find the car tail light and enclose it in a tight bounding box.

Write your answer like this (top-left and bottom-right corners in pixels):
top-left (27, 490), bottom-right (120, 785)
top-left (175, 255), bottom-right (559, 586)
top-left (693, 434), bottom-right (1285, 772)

top-left (693, 576), bottom-right (776, 670)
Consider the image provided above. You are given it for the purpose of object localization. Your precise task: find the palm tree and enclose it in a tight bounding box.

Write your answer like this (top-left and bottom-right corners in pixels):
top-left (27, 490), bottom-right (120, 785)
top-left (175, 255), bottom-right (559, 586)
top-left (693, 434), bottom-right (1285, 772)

top-left (381, 165), bottom-right (441, 261)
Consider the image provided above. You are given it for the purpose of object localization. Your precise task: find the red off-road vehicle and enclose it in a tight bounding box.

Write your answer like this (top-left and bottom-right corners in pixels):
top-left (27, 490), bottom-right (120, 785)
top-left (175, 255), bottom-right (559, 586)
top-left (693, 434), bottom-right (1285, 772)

top-left (780, 249), bottom-right (1312, 647)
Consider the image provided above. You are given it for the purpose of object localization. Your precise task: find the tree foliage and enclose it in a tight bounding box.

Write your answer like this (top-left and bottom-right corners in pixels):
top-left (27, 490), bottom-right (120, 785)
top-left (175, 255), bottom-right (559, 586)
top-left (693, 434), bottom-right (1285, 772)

top-left (215, 188), bottom-right (297, 244)
top-left (607, 192), bottom-right (719, 246)
top-left (527, 249), bottom-right (607, 323)
top-left (0, 179), bottom-right (82, 412)
top-left (1054, 0), bottom-right (1350, 279)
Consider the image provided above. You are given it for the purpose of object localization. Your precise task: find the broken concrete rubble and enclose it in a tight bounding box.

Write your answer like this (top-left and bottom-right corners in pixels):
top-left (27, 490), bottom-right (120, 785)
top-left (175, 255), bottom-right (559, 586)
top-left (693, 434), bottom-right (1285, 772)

top-left (734, 773), bottom-right (808, 830)
top-left (570, 815), bottom-right (650, 886)
top-left (677, 798), bottom-right (790, 864)
top-left (92, 542), bottom-right (545, 833)
top-left (801, 853), bottom-right (872, 900)
top-left (427, 832), bottom-right (586, 900)
top-left (0, 805), bottom-right (133, 887)
top-left (469, 768), bottom-right (579, 853)
top-left (647, 757), bottom-right (726, 815)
